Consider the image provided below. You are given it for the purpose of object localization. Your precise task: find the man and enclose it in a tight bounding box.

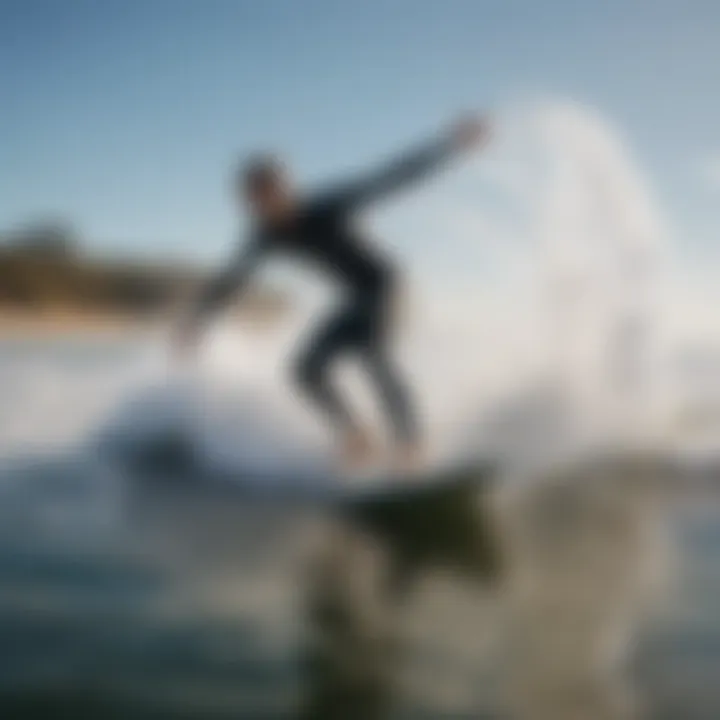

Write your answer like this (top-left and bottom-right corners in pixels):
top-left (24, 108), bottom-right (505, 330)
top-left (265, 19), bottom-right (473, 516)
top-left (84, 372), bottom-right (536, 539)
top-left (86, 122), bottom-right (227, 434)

top-left (175, 115), bottom-right (489, 473)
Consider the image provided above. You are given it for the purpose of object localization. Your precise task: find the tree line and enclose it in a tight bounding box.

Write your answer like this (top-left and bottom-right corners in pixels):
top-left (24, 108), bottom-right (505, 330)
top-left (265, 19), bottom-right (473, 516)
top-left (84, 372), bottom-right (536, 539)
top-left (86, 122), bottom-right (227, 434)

top-left (0, 223), bottom-right (284, 319)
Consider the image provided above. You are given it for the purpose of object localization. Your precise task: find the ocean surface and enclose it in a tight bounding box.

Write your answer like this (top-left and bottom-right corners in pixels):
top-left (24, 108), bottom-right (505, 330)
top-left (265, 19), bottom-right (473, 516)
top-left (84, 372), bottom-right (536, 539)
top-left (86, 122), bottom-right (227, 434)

top-left (0, 333), bottom-right (719, 719)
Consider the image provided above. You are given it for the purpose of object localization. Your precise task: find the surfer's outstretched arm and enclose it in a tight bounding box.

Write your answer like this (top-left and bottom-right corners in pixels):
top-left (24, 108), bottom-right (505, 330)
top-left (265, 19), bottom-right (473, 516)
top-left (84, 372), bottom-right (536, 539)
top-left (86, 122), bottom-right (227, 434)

top-left (325, 115), bottom-right (489, 211)
top-left (174, 237), bottom-right (263, 354)
top-left (195, 238), bottom-right (263, 318)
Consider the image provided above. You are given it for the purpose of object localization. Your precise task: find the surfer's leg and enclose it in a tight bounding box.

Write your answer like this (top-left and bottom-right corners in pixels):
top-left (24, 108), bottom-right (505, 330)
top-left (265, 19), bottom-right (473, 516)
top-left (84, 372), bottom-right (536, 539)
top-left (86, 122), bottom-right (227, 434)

top-left (294, 314), bottom-right (354, 429)
top-left (293, 309), bottom-right (376, 468)
top-left (363, 349), bottom-right (417, 445)
top-left (363, 348), bottom-right (423, 472)
top-left (359, 293), bottom-right (423, 471)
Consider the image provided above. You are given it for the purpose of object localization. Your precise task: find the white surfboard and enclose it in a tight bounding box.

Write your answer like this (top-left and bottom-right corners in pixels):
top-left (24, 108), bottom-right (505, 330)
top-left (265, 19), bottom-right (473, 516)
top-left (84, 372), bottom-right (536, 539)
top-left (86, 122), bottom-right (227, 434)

top-left (99, 423), bottom-right (493, 506)
top-left (94, 379), bottom-right (495, 507)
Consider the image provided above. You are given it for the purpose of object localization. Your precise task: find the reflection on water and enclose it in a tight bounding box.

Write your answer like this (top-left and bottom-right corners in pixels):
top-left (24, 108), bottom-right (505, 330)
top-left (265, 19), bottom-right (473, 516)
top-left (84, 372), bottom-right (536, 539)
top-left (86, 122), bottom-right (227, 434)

top-left (0, 453), bottom-right (301, 719)
top-left (1, 448), bottom-right (719, 719)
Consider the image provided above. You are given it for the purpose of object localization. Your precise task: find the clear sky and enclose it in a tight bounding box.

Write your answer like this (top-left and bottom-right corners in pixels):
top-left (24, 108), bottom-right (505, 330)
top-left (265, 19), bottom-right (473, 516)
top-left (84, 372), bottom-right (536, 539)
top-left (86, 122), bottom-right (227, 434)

top-left (1, 0), bottom-right (719, 262)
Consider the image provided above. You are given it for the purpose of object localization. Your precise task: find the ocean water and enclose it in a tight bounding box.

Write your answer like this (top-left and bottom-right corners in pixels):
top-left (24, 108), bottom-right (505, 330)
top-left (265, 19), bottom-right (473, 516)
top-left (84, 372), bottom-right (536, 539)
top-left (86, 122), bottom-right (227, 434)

top-left (0, 333), bottom-right (718, 720)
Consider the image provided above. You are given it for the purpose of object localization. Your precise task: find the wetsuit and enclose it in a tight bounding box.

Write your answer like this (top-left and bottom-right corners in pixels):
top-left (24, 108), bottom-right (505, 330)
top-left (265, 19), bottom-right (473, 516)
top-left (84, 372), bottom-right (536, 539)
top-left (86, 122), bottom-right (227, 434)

top-left (194, 133), bottom-right (460, 443)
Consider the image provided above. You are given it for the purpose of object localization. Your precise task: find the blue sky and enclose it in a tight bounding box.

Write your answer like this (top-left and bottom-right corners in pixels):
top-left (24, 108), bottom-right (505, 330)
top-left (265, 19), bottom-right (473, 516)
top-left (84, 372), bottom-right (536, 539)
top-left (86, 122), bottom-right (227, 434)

top-left (1, 0), bottom-right (719, 262)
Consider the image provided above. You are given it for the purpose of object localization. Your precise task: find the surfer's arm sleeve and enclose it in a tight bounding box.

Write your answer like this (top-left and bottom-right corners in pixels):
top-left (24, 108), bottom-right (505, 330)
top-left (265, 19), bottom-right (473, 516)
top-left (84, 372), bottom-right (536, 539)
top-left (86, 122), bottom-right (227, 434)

top-left (325, 132), bottom-right (461, 212)
top-left (190, 235), bottom-right (265, 322)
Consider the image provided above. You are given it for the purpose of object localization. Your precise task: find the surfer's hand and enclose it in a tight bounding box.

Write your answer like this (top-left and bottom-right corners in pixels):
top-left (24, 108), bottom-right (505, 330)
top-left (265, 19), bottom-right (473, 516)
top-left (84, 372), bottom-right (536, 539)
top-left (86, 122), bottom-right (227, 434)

top-left (450, 115), bottom-right (490, 152)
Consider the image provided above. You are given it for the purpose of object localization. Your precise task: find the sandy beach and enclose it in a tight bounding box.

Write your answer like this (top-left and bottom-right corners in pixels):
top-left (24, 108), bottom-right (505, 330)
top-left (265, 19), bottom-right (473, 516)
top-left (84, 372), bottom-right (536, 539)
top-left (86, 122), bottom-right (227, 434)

top-left (0, 304), bottom-right (287, 339)
top-left (0, 310), bottom-right (155, 338)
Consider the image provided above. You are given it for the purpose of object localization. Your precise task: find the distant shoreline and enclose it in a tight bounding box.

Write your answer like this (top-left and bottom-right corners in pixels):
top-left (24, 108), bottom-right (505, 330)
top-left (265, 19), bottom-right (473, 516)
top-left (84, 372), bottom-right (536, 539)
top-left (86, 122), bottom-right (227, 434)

top-left (0, 306), bottom-right (285, 338)
top-left (0, 310), bottom-right (156, 338)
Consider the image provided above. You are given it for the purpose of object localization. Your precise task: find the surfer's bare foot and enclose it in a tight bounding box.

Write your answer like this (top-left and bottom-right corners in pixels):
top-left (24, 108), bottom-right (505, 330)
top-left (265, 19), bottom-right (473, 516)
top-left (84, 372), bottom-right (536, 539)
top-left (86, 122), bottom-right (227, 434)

top-left (337, 427), bottom-right (376, 473)
top-left (390, 442), bottom-right (425, 475)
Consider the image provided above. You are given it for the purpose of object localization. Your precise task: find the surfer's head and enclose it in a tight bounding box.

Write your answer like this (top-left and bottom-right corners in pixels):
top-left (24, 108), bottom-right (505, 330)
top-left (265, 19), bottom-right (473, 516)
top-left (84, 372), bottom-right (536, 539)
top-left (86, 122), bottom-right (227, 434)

top-left (238, 154), bottom-right (295, 221)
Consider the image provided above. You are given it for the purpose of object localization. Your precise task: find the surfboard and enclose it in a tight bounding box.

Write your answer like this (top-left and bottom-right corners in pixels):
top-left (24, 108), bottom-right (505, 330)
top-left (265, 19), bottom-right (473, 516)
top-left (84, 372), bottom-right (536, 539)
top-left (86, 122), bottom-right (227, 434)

top-left (99, 426), bottom-right (502, 587)
top-left (337, 460), bottom-right (494, 502)
top-left (99, 423), bottom-right (494, 506)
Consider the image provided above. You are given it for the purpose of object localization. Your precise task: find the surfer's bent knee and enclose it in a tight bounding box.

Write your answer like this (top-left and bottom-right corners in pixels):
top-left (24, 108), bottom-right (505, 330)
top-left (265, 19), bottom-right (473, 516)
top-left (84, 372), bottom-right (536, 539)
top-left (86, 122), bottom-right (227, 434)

top-left (293, 349), bottom-right (330, 394)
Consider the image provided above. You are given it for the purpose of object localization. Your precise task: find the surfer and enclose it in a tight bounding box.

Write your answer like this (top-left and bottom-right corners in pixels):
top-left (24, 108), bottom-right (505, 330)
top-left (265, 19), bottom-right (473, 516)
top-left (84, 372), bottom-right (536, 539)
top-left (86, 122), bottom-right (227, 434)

top-left (174, 116), bottom-right (489, 472)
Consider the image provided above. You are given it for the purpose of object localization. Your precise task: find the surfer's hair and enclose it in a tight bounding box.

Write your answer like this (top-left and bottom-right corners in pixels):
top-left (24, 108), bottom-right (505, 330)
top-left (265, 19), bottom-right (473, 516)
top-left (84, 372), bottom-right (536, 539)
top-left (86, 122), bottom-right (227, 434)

top-left (239, 154), bottom-right (285, 195)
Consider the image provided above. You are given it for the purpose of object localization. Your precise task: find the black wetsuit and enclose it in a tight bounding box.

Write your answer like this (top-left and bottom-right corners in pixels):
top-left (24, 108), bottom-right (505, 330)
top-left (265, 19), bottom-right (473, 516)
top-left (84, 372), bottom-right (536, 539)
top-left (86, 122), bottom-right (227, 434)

top-left (195, 134), bottom-right (460, 443)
